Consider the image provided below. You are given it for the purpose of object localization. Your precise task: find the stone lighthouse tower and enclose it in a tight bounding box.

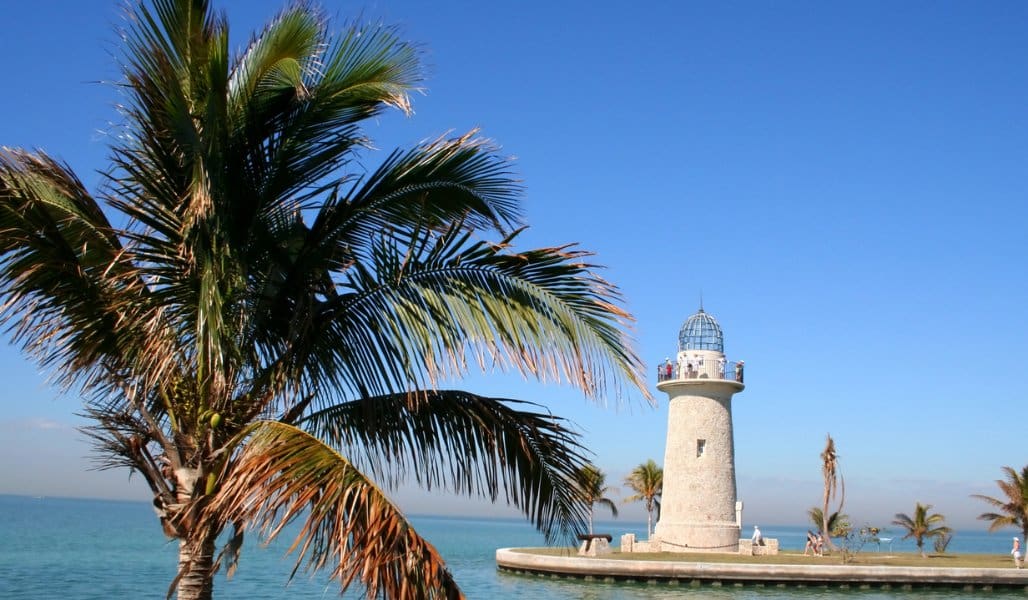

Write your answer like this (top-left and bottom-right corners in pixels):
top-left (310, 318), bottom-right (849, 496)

top-left (652, 307), bottom-right (745, 552)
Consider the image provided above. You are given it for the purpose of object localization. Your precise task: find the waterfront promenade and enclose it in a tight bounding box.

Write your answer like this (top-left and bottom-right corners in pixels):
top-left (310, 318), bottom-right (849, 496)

top-left (496, 548), bottom-right (1028, 591)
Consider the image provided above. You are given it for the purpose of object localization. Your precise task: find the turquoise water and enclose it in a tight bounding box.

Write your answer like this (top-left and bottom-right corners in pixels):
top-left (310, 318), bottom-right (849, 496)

top-left (0, 495), bottom-right (1019, 599)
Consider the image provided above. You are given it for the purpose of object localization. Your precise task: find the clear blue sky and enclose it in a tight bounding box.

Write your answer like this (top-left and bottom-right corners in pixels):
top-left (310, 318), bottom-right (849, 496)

top-left (1, 0), bottom-right (1025, 531)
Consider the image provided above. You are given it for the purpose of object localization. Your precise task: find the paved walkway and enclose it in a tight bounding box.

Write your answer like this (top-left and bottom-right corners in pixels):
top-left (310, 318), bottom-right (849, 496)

top-left (496, 548), bottom-right (1028, 591)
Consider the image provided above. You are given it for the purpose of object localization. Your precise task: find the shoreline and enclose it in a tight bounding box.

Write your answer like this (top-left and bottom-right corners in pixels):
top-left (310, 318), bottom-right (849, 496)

top-left (496, 547), bottom-right (1028, 591)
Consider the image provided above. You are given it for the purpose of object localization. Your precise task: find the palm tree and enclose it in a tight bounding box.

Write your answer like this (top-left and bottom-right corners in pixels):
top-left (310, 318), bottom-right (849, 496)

top-left (576, 465), bottom-right (619, 535)
top-left (972, 465), bottom-right (1028, 543)
top-left (807, 507), bottom-right (850, 538)
top-left (819, 434), bottom-right (845, 551)
top-left (0, 1), bottom-right (647, 598)
top-left (892, 503), bottom-right (952, 558)
top-left (623, 459), bottom-right (662, 537)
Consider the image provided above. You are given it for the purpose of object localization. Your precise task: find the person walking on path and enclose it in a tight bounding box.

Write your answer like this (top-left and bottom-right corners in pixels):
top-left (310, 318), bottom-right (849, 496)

top-left (1013, 537), bottom-right (1024, 569)
top-left (804, 530), bottom-right (817, 556)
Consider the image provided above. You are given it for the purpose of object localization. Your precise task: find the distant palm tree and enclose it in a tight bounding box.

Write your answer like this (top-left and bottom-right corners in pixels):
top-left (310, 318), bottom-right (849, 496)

top-left (576, 465), bottom-right (619, 534)
top-left (972, 465), bottom-right (1028, 543)
top-left (807, 507), bottom-right (850, 538)
top-left (892, 503), bottom-right (952, 558)
top-left (820, 434), bottom-right (845, 550)
top-left (624, 460), bottom-right (662, 537)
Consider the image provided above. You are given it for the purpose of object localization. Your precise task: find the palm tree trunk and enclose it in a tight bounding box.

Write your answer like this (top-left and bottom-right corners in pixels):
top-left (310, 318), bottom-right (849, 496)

top-left (176, 529), bottom-right (216, 600)
top-left (646, 509), bottom-right (652, 538)
top-left (588, 508), bottom-right (594, 535)
top-left (821, 498), bottom-right (834, 551)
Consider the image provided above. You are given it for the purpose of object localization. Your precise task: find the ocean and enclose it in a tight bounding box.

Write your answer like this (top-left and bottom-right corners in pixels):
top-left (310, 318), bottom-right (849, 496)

top-left (0, 495), bottom-right (1020, 599)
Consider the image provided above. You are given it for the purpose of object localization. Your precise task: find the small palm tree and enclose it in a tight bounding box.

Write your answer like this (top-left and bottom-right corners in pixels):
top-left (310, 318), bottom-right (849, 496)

top-left (807, 507), bottom-right (850, 538)
top-left (624, 459), bottom-right (662, 537)
top-left (819, 434), bottom-right (845, 551)
top-left (892, 503), bottom-right (952, 558)
top-left (972, 465), bottom-right (1028, 543)
top-left (576, 465), bottom-right (619, 535)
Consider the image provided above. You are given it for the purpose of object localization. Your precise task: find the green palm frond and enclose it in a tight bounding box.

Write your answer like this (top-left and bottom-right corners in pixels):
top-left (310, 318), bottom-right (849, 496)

top-left (806, 507), bottom-right (849, 537)
top-left (0, 149), bottom-right (172, 392)
top-left (225, 17), bottom-right (422, 221)
top-left (623, 459), bottom-right (662, 505)
top-left (596, 497), bottom-right (619, 519)
top-left (336, 131), bottom-right (522, 238)
top-left (972, 465), bottom-right (1028, 539)
top-left (892, 502), bottom-right (951, 556)
top-left (575, 466), bottom-right (618, 512)
top-left (289, 224), bottom-right (646, 405)
top-left (208, 421), bottom-right (462, 599)
top-left (300, 390), bottom-right (590, 544)
top-left (623, 459), bottom-right (661, 534)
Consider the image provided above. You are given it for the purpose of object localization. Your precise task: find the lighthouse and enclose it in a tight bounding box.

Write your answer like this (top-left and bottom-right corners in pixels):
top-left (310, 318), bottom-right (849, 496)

top-left (652, 307), bottom-right (745, 552)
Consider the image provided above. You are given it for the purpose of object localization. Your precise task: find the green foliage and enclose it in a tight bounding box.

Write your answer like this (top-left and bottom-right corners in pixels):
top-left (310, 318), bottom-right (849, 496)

top-left (807, 507), bottom-right (850, 537)
top-left (933, 531), bottom-right (953, 554)
top-left (575, 464), bottom-right (619, 534)
top-left (623, 459), bottom-right (662, 537)
top-left (972, 465), bottom-right (1028, 543)
top-left (835, 523), bottom-right (883, 564)
top-left (892, 502), bottom-right (952, 558)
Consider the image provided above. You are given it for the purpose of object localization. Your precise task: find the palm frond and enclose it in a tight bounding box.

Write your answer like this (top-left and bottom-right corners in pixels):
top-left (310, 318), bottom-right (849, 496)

top-left (0, 149), bottom-right (170, 392)
top-left (972, 465), bottom-right (1028, 535)
top-left (280, 224), bottom-right (647, 409)
top-left (596, 498), bottom-right (619, 518)
top-left (623, 459), bottom-right (662, 505)
top-left (225, 16), bottom-right (423, 229)
top-left (335, 131), bottom-right (522, 239)
top-left (208, 421), bottom-right (462, 599)
top-left (300, 390), bottom-right (590, 544)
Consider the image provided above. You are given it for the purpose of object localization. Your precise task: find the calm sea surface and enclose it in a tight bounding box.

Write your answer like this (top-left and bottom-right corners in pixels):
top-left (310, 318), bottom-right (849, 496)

top-left (0, 495), bottom-right (1020, 599)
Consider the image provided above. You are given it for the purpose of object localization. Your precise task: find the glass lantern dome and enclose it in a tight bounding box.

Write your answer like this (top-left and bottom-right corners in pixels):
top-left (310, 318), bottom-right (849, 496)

top-left (678, 308), bottom-right (724, 352)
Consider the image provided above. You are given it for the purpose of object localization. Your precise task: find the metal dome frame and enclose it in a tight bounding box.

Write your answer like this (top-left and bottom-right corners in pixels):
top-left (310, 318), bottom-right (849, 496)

top-left (678, 308), bottom-right (724, 352)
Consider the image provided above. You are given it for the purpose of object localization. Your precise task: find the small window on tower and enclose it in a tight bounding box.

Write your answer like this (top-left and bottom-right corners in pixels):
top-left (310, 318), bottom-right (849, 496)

top-left (696, 439), bottom-right (706, 457)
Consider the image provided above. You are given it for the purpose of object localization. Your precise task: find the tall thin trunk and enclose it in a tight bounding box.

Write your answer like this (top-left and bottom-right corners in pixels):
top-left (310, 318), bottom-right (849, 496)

top-left (588, 507), bottom-right (594, 535)
top-left (821, 498), bottom-right (832, 550)
top-left (176, 530), bottom-right (216, 600)
top-left (646, 508), bottom-right (652, 538)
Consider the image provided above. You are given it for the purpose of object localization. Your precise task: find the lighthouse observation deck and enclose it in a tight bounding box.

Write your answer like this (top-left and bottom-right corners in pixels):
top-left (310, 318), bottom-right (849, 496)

top-left (656, 359), bottom-right (743, 383)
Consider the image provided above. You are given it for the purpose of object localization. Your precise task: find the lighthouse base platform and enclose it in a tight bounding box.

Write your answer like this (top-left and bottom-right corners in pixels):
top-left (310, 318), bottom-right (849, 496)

top-left (495, 547), bottom-right (1028, 591)
top-left (620, 533), bottom-right (779, 556)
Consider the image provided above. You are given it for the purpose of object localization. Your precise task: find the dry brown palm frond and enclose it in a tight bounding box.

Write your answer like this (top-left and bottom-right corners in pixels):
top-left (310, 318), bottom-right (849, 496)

top-left (301, 390), bottom-right (591, 544)
top-left (207, 421), bottom-right (463, 599)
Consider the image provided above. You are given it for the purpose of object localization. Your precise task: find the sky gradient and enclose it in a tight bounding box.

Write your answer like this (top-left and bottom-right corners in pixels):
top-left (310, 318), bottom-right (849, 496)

top-left (1, 0), bottom-right (1026, 532)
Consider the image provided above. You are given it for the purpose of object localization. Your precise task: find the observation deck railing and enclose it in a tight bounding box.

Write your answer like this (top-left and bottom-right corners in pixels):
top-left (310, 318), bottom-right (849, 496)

top-left (656, 360), bottom-right (743, 383)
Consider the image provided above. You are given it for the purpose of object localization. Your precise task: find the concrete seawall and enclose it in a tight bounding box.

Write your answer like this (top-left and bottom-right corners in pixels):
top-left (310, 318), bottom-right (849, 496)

top-left (496, 548), bottom-right (1028, 591)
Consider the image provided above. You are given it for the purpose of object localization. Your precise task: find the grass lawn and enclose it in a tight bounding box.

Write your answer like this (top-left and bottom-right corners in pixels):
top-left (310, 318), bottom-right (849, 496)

top-left (512, 547), bottom-right (1014, 569)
